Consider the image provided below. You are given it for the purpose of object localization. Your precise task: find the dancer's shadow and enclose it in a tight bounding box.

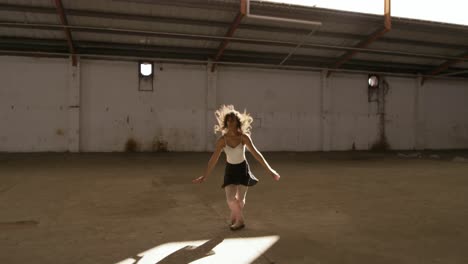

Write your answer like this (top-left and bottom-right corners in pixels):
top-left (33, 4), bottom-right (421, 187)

top-left (121, 228), bottom-right (278, 264)
top-left (155, 232), bottom-right (227, 264)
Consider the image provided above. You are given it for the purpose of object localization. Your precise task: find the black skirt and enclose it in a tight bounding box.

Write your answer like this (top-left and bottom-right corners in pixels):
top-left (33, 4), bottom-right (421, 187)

top-left (222, 160), bottom-right (259, 188)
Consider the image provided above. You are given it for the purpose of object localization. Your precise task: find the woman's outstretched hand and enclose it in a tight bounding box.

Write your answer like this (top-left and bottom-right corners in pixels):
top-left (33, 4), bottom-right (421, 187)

top-left (270, 169), bottom-right (281, 181)
top-left (192, 175), bottom-right (206, 184)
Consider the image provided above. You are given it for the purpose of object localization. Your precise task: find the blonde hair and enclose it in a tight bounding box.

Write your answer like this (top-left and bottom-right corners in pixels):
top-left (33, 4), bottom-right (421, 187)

top-left (214, 105), bottom-right (253, 135)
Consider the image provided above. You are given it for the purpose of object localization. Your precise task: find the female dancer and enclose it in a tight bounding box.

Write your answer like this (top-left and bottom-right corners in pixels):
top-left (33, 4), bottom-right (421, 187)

top-left (192, 105), bottom-right (280, 230)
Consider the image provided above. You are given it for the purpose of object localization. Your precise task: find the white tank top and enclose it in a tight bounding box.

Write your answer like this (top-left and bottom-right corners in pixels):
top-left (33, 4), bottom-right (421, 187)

top-left (223, 135), bottom-right (246, 164)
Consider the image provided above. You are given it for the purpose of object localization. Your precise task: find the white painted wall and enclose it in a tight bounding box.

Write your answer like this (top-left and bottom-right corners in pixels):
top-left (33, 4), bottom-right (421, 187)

top-left (80, 60), bottom-right (207, 152)
top-left (384, 77), bottom-right (417, 150)
top-left (423, 79), bottom-right (468, 149)
top-left (217, 67), bottom-right (322, 151)
top-left (327, 73), bottom-right (379, 150)
top-left (1, 56), bottom-right (467, 152)
top-left (0, 56), bottom-right (69, 152)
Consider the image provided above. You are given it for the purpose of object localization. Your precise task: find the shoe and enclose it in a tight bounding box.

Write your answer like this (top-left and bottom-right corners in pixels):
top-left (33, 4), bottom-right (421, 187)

top-left (230, 223), bottom-right (245, 231)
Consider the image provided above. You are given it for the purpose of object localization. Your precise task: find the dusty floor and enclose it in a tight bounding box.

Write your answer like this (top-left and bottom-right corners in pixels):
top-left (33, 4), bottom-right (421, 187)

top-left (1, 151), bottom-right (468, 264)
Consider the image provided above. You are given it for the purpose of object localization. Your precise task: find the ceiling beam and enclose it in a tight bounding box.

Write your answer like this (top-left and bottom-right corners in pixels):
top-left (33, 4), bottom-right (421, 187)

top-left (1, 37), bottom-right (462, 72)
top-left (438, 69), bottom-right (468, 77)
top-left (328, 0), bottom-right (391, 76)
top-left (3, 22), bottom-right (467, 63)
top-left (421, 52), bottom-right (468, 84)
top-left (3, 2), bottom-right (467, 36)
top-left (54, 0), bottom-right (77, 65)
top-left (2, 43), bottom-right (468, 78)
top-left (2, 19), bottom-right (466, 51)
top-left (1, 3), bottom-right (467, 51)
top-left (211, 0), bottom-right (246, 72)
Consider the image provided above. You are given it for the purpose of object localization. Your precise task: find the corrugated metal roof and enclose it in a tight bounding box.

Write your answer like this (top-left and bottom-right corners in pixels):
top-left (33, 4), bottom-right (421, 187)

top-left (0, 27), bottom-right (63, 40)
top-left (368, 42), bottom-right (466, 58)
top-left (235, 27), bottom-right (362, 48)
top-left (0, 0), bottom-right (468, 78)
top-left (353, 53), bottom-right (444, 66)
top-left (228, 42), bottom-right (343, 58)
top-left (3, 0), bottom-right (52, 7)
top-left (457, 62), bottom-right (468, 68)
top-left (63, 0), bottom-right (237, 22)
top-left (73, 31), bottom-right (220, 49)
top-left (386, 28), bottom-right (468, 46)
top-left (0, 10), bottom-right (57, 24)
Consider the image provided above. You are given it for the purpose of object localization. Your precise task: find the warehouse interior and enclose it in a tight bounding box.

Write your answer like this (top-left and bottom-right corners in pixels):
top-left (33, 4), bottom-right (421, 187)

top-left (1, 0), bottom-right (468, 263)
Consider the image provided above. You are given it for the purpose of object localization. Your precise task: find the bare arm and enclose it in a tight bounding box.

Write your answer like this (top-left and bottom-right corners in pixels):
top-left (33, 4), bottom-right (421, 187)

top-left (243, 134), bottom-right (280, 181)
top-left (192, 137), bottom-right (225, 183)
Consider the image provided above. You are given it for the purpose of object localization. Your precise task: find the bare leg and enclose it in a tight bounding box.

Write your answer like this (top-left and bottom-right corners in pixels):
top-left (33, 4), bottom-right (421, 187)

top-left (227, 186), bottom-right (249, 224)
top-left (236, 185), bottom-right (248, 213)
top-left (225, 185), bottom-right (242, 226)
top-left (231, 185), bottom-right (248, 227)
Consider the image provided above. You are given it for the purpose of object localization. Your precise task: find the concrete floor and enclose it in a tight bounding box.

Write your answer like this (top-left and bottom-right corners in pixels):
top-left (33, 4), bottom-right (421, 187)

top-left (1, 151), bottom-right (468, 264)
